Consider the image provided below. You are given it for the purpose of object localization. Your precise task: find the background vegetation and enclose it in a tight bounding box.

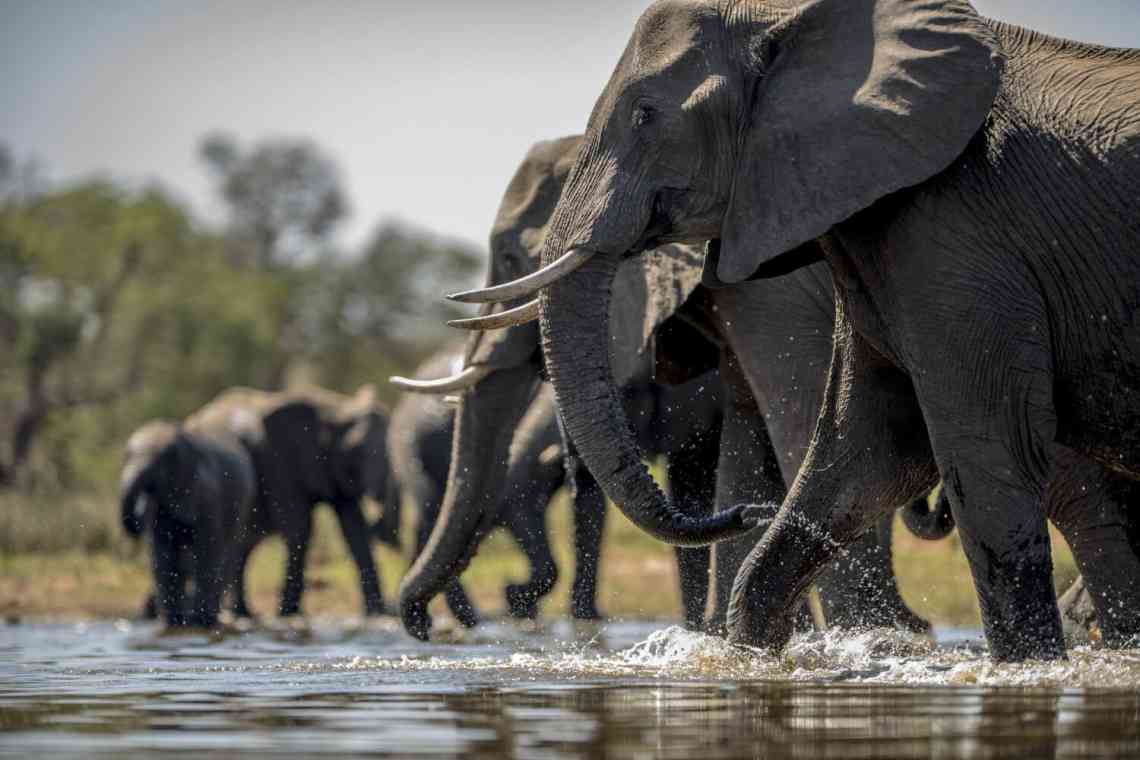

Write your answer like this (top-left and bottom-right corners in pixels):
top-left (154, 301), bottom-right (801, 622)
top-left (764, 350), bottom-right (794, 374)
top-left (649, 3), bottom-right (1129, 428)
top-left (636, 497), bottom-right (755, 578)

top-left (0, 136), bottom-right (1079, 630)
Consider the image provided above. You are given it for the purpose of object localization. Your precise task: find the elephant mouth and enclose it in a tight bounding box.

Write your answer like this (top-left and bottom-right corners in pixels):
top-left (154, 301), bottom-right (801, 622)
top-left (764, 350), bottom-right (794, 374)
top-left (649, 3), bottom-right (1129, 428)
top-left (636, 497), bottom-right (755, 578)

top-left (637, 188), bottom-right (723, 252)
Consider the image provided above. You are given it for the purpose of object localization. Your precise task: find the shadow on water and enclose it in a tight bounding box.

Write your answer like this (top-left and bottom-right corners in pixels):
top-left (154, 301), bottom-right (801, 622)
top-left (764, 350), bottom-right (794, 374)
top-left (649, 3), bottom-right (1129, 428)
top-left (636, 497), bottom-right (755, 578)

top-left (2, 619), bottom-right (1140, 758)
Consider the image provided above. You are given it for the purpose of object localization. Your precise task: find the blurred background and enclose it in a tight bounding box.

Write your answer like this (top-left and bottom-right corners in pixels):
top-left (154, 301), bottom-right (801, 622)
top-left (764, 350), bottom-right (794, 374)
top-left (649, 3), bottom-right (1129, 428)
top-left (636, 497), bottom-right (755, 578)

top-left (2, 0), bottom-right (1138, 625)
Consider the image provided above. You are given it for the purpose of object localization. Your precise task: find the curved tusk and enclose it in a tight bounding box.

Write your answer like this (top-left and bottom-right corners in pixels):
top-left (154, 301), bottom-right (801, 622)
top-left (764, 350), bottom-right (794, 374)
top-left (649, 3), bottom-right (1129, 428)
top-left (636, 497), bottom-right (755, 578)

top-left (447, 299), bottom-right (539, 331)
top-left (389, 366), bottom-right (493, 394)
top-left (446, 248), bottom-right (595, 303)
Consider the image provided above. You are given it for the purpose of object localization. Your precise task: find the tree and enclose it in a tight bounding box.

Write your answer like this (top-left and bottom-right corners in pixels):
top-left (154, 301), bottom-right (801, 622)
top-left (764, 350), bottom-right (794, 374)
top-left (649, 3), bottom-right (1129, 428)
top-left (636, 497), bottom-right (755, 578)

top-left (199, 132), bottom-right (348, 269)
top-left (297, 220), bottom-right (482, 396)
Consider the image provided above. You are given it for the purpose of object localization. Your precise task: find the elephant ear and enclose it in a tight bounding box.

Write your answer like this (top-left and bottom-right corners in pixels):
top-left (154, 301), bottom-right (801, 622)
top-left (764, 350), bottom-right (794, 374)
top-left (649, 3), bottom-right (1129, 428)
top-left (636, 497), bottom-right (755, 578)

top-left (609, 244), bottom-right (705, 385)
top-left (711, 0), bottom-right (1003, 284)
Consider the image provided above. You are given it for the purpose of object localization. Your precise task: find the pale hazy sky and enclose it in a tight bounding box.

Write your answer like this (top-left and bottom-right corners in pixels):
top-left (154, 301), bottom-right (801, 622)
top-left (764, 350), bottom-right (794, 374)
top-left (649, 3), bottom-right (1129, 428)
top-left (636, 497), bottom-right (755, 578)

top-left (4, 1), bottom-right (1140, 250)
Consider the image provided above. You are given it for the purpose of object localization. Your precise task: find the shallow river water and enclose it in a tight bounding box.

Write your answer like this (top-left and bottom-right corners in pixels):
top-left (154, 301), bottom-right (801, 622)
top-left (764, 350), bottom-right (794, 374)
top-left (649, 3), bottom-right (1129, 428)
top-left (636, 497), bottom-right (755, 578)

top-left (3, 618), bottom-right (1140, 758)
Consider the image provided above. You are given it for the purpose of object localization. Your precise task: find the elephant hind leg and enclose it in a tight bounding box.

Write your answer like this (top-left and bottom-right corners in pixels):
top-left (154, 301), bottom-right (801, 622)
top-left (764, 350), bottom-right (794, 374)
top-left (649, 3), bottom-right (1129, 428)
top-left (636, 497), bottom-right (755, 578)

top-left (333, 499), bottom-right (386, 616)
top-left (152, 523), bottom-right (189, 627)
top-left (1047, 450), bottom-right (1140, 646)
top-left (815, 513), bottom-right (931, 634)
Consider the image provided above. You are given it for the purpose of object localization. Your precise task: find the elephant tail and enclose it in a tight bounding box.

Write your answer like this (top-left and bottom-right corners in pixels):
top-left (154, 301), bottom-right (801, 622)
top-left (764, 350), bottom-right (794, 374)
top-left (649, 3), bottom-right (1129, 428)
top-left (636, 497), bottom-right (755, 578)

top-left (899, 489), bottom-right (954, 541)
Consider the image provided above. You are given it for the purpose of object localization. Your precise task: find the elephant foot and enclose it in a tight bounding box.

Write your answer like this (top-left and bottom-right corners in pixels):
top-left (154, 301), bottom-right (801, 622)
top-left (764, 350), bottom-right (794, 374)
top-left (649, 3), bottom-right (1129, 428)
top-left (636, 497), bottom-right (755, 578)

top-left (140, 594), bottom-right (160, 621)
top-left (451, 602), bottom-right (480, 629)
top-left (400, 599), bottom-right (432, 641)
top-left (570, 597), bottom-right (603, 621)
top-left (894, 607), bottom-right (933, 636)
top-left (506, 584), bottom-right (540, 620)
top-left (364, 598), bottom-right (389, 618)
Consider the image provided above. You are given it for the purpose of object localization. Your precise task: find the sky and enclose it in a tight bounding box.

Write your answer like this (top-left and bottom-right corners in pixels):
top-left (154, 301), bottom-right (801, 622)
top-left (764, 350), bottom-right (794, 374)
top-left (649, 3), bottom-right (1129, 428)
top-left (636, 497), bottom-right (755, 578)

top-left (4, 1), bottom-right (1140, 252)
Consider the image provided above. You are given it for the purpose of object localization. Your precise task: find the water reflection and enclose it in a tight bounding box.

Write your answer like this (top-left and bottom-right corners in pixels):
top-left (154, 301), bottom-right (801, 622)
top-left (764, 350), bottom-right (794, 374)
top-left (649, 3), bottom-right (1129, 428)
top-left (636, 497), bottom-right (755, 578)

top-left (2, 621), bottom-right (1140, 758)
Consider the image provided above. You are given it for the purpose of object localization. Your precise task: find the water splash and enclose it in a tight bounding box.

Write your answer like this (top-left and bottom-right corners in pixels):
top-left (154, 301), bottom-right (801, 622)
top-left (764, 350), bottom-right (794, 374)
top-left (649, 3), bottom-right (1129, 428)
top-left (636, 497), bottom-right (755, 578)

top-left (262, 625), bottom-right (1140, 689)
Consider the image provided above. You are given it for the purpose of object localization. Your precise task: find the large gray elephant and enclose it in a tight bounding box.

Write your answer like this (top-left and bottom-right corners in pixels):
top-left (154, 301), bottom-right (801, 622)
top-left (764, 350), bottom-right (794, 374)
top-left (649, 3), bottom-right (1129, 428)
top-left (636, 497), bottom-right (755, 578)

top-left (462, 1), bottom-right (1140, 660)
top-left (397, 135), bottom-right (932, 640)
top-left (189, 385), bottom-right (394, 618)
top-left (120, 416), bottom-right (256, 628)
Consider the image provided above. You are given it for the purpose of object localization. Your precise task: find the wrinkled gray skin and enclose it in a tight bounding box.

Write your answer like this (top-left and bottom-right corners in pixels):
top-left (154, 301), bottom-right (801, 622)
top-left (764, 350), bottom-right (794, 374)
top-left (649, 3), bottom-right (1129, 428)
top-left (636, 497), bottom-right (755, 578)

top-left (385, 348), bottom-right (568, 626)
top-left (190, 386), bottom-right (394, 618)
top-left (514, 0), bottom-right (1140, 660)
top-left (400, 136), bottom-right (933, 640)
top-left (121, 418), bottom-right (255, 627)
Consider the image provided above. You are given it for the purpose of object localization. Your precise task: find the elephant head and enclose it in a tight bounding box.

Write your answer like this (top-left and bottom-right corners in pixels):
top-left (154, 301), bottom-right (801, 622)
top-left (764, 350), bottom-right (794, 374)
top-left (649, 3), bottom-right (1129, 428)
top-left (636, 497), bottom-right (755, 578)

top-left (120, 420), bottom-right (197, 536)
top-left (454, 0), bottom-right (1002, 547)
top-left (392, 135), bottom-right (719, 638)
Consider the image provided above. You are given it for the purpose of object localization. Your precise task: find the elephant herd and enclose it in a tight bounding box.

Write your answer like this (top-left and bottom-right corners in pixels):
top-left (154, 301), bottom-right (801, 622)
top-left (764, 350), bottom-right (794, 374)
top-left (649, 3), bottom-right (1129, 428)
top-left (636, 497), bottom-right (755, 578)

top-left (124, 0), bottom-right (1140, 662)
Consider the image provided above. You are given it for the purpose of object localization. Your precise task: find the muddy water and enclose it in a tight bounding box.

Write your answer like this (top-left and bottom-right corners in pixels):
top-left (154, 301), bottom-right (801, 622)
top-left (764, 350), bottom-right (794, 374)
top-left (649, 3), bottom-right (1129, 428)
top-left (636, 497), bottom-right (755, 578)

top-left (3, 620), bottom-right (1140, 758)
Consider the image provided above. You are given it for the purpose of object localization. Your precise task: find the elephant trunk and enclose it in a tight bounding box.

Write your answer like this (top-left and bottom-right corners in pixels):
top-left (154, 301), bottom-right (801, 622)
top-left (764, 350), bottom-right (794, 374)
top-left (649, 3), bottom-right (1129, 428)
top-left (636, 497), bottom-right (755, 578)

top-left (398, 364), bottom-right (538, 640)
top-left (900, 490), bottom-right (954, 541)
top-left (120, 467), bottom-right (151, 537)
top-left (539, 254), bottom-right (753, 547)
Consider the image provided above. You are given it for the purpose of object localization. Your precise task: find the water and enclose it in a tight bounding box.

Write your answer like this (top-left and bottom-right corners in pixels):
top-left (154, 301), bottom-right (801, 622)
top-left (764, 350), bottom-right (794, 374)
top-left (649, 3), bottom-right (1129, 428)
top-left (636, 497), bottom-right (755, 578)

top-left (3, 618), bottom-right (1140, 758)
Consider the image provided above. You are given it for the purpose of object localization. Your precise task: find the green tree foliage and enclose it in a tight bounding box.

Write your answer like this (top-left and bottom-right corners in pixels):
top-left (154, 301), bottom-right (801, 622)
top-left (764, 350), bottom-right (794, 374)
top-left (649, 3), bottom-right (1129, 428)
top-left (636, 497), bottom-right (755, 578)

top-left (0, 136), bottom-right (482, 506)
top-left (199, 132), bottom-right (347, 269)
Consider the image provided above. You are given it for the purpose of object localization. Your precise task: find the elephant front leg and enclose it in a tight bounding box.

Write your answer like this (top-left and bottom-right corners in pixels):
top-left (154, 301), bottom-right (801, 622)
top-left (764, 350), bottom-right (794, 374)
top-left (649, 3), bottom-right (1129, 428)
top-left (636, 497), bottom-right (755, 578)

top-left (568, 459), bottom-right (606, 620)
top-left (705, 350), bottom-right (785, 636)
top-left (728, 329), bottom-right (938, 652)
top-left (502, 486), bottom-right (560, 620)
top-left (334, 499), bottom-right (386, 616)
top-left (279, 510), bottom-right (313, 618)
top-left (413, 503), bottom-right (480, 628)
top-left (666, 437), bottom-right (719, 631)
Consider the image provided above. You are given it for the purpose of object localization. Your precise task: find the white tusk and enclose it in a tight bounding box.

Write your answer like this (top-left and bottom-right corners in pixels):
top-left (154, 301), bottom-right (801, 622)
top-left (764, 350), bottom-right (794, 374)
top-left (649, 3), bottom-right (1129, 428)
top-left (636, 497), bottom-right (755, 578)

top-left (447, 299), bottom-right (540, 331)
top-left (442, 395), bottom-right (461, 407)
top-left (446, 248), bottom-right (595, 303)
top-left (389, 366), bottom-right (493, 394)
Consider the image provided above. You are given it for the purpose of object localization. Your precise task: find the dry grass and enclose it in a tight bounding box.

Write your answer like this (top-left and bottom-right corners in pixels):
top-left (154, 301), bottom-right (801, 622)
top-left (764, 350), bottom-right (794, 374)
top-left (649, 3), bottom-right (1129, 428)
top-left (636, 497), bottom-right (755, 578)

top-left (0, 486), bottom-right (1080, 628)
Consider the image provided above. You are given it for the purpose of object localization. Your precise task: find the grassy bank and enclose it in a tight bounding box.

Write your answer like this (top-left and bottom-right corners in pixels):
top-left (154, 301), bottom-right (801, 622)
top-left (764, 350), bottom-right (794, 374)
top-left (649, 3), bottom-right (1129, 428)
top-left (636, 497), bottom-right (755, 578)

top-left (0, 488), bottom-right (1079, 629)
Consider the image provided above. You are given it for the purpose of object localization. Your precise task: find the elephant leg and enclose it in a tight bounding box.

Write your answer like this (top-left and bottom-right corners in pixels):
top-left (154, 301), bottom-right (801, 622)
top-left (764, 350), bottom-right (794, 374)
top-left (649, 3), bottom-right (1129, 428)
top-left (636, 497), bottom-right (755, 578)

top-left (728, 324), bottom-right (939, 653)
top-left (936, 453), bottom-right (1061, 660)
top-left (815, 513), bottom-right (931, 633)
top-left (919, 385), bottom-right (1065, 658)
top-left (1046, 449), bottom-right (1140, 646)
top-left (414, 498), bottom-right (479, 628)
top-left (568, 457), bottom-right (606, 620)
top-left (227, 532), bottom-right (259, 619)
top-left (666, 439), bottom-right (718, 631)
top-left (140, 593), bottom-right (159, 620)
top-left (502, 495), bottom-right (559, 619)
top-left (706, 349), bottom-right (787, 636)
top-left (501, 467), bottom-right (563, 619)
top-left (334, 499), bottom-right (386, 616)
top-left (279, 509), bottom-right (313, 618)
top-left (190, 513), bottom-right (225, 628)
top-left (152, 523), bottom-right (188, 627)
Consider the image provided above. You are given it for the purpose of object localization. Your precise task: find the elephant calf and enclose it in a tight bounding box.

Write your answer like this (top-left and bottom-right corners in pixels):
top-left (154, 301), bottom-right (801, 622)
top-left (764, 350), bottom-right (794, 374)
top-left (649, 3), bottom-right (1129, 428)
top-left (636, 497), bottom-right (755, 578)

top-left (121, 418), bottom-right (256, 628)
top-left (189, 385), bottom-right (395, 619)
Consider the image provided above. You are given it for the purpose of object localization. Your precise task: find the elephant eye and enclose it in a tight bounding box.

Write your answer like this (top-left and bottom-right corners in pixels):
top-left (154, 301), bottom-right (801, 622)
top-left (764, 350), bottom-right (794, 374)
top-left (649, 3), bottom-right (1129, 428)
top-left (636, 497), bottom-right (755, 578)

top-left (632, 104), bottom-right (656, 129)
